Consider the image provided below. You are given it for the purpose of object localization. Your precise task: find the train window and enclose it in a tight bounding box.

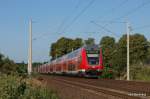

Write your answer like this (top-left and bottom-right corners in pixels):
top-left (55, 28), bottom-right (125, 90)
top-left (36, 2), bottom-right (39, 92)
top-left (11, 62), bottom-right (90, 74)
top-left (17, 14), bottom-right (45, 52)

top-left (62, 48), bottom-right (80, 60)
top-left (87, 57), bottom-right (99, 65)
top-left (68, 64), bottom-right (75, 71)
top-left (86, 50), bottom-right (100, 65)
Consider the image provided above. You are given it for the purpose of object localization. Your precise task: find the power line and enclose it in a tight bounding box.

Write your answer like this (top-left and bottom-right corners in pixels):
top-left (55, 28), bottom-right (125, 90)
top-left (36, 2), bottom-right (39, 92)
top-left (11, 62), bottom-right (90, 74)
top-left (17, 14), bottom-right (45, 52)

top-left (61, 0), bottom-right (95, 33)
top-left (91, 21), bottom-right (120, 37)
top-left (89, 0), bottom-right (129, 37)
top-left (91, 0), bottom-right (150, 38)
top-left (33, 0), bottom-right (82, 42)
top-left (132, 24), bottom-right (150, 30)
top-left (56, 0), bottom-right (82, 34)
top-left (95, 0), bottom-right (129, 21)
top-left (32, 32), bottom-right (49, 41)
top-left (108, 0), bottom-right (150, 22)
top-left (115, 0), bottom-right (150, 20)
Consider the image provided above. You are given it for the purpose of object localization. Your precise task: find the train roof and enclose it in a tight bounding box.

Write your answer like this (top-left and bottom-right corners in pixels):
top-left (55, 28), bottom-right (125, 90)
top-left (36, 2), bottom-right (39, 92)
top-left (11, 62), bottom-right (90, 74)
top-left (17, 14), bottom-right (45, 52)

top-left (50, 44), bottom-right (100, 64)
top-left (84, 44), bottom-right (100, 50)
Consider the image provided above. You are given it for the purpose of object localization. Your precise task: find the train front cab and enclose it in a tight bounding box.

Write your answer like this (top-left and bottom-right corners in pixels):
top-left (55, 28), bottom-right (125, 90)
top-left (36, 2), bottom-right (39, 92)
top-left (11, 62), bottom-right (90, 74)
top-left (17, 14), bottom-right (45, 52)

top-left (80, 45), bottom-right (104, 77)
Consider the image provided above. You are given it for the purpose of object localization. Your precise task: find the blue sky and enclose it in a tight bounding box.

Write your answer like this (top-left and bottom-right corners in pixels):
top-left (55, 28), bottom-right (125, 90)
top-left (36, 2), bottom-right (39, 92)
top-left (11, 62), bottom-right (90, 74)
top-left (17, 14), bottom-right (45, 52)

top-left (0, 0), bottom-right (150, 63)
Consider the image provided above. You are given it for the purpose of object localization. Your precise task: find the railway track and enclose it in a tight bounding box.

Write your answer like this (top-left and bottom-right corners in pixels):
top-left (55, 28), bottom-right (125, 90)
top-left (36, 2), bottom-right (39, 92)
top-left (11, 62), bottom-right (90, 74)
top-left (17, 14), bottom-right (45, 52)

top-left (57, 77), bottom-right (150, 96)
top-left (40, 75), bottom-right (150, 99)
top-left (53, 78), bottom-right (140, 99)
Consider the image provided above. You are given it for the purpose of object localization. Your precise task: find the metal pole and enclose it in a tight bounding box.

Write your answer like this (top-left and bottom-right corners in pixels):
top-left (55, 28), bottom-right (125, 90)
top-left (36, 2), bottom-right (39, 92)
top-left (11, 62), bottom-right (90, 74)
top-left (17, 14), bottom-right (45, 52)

top-left (126, 21), bottom-right (130, 80)
top-left (28, 19), bottom-right (32, 75)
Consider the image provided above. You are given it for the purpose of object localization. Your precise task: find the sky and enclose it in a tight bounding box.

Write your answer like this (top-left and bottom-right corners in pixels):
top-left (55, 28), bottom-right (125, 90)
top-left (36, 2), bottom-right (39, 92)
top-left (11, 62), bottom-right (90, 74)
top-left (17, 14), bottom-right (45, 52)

top-left (0, 0), bottom-right (150, 63)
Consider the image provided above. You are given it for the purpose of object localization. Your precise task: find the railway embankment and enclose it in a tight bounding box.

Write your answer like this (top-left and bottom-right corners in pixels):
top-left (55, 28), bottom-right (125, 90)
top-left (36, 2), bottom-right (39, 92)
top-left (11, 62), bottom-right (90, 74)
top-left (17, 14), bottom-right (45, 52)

top-left (38, 75), bottom-right (150, 99)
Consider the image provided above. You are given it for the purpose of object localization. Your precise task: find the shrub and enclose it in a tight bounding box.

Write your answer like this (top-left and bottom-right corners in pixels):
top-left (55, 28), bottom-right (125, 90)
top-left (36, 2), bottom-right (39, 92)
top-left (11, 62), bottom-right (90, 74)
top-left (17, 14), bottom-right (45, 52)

top-left (130, 65), bottom-right (150, 81)
top-left (0, 74), bottom-right (58, 99)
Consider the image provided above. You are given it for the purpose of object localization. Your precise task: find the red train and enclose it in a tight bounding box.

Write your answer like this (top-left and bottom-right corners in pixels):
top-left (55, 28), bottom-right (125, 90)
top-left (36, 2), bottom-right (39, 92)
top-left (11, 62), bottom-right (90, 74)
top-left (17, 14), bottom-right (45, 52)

top-left (36, 45), bottom-right (104, 77)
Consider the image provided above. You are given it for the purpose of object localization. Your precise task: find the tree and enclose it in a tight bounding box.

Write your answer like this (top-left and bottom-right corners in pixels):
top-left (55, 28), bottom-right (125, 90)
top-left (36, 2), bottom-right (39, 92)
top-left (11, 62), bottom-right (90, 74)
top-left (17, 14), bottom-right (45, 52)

top-left (0, 55), bottom-right (18, 74)
top-left (49, 37), bottom-right (83, 60)
top-left (100, 36), bottom-right (116, 66)
top-left (85, 38), bottom-right (95, 45)
top-left (100, 36), bottom-right (116, 78)
top-left (129, 34), bottom-right (149, 65)
top-left (0, 53), bottom-right (4, 68)
top-left (73, 38), bottom-right (83, 50)
top-left (109, 33), bottom-right (149, 78)
top-left (16, 61), bottom-right (27, 75)
top-left (50, 43), bottom-right (57, 60)
top-left (146, 43), bottom-right (150, 64)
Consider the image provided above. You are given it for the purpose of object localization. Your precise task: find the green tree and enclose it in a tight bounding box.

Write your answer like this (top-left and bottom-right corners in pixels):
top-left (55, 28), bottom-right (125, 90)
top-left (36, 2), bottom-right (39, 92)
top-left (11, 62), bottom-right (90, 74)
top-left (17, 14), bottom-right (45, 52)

top-left (0, 53), bottom-right (4, 68)
top-left (129, 34), bottom-right (149, 65)
top-left (100, 36), bottom-right (116, 78)
top-left (50, 37), bottom-right (83, 60)
top-left (109, 33), bottom-right (149, 79)
top-left (73, 38), bottom-right (83, 50)
top-left (0, 54), bottom-right (18, 74)
top-left (85, 38), bottom-right (95, 45)
top-left (100, 36), bottom-right (116, 66)
top-left (50, 43), bottom-right (58, 60)
top-left (16, 61), bottom-right (27, 75)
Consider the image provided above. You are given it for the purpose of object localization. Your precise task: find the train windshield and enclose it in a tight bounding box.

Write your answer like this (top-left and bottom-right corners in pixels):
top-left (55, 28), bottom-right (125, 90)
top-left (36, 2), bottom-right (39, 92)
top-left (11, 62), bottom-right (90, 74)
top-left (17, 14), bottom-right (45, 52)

top-left (86, 50), bottom-right (99, 65)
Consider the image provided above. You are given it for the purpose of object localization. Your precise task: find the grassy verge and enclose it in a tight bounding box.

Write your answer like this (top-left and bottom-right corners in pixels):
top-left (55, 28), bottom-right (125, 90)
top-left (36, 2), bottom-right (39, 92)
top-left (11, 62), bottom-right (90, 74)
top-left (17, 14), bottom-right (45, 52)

top-left (130, 65), bottom-right (150, 82)
top-left (0, 74), bottom-right (59, 99)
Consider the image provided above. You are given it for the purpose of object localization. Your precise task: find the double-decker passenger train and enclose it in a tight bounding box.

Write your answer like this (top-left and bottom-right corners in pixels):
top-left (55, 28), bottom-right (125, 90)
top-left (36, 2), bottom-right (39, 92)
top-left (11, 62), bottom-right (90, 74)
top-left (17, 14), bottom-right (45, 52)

top-left (36, 45), bottom-right (104, 77)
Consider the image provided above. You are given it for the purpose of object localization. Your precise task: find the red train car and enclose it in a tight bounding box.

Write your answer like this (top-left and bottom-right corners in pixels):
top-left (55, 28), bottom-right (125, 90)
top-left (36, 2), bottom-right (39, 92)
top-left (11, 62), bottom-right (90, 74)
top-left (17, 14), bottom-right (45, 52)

top-left (38, 45), bottom-right (104, 77)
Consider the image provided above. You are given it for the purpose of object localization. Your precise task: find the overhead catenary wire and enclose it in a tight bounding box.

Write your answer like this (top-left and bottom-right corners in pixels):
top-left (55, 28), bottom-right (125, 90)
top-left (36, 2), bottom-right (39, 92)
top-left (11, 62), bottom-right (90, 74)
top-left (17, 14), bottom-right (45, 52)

top-left (90, 21), bottom-right (120, 38)
top-left (32, 0), bottom-right (82, 42)
top-left (61, 0), bottom-right (95, 33)
top-left (95, 0), bottom-right (129, 22)
top-left (103, 0), bottom-right (150, 26)
top-left (33, 0), bottom-right (150, 42)
top-left (132, 24), bottom-right (150, 30)
top-left (115, 0), bottom-right (150, 20)
top-left (89, 0), bottom-right (150, 40)
top-left (56, 0), bottom-right (82, 34)
top-left (33, 0), bottom-right (130, 42)
top-left (89, 0), bottom-right (129, 39)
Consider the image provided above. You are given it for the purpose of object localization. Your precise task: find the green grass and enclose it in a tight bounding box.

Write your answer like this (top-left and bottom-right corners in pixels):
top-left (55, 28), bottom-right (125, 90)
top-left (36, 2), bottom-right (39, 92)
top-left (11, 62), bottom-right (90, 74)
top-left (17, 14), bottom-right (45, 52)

top-left (0, 74), bottom-right (59, 99)
top-left (130, 65), bottom-right (150, 82)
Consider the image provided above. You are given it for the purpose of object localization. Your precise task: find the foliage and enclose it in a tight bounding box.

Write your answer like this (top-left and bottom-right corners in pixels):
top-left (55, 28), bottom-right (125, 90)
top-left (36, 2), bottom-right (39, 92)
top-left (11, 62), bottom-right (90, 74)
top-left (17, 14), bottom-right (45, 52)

top-left (100, 36), bottom-right (115, 78)
top-left (0, 74), bottom-right (58, 99)
top-left (50, 37), bottom-right (83, 60)
top-left (16, 62), bottom-right (27, 73)
top-left (111, 35), bottom-right (127, 78)
top-left (130, 65), bottom-right (150, 81)
top-left (99, 34), bottom-right (150, 79)
top-left (0, 53), bottom-right (18, 75)
top-left (145, 47), bottom-right (150, 64)
top-left (73, 38), bottom-right (83, 49)
top-left (84, 38), bottom-right (95, 45)
top-left (114, 34), bottom-right (149, 78)
top-left (129, 34), bottom-right (149, 64)
top-left (100, 36), bottom-right (115, 66)
top-left (32, 62), bottom-right (43, 68)
top-left (101, 64), bottom-right (113, 79)
top-left (49, 33), bottom-right (150, 79)
top-left (0, 53), bottom-right (58, 99)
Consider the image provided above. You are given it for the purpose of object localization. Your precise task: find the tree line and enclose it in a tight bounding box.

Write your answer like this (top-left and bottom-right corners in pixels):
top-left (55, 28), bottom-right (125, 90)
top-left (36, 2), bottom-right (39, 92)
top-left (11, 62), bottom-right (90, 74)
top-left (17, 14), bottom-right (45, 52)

top-left (0, 53), bottom-right (18, 74)
top-left (0, 52), bottom-right (58, 99)
top-left (0, 33), bottom-right (149, 80)
top-left (50, 37), bottom-right (95, 60)
top-left (49, 33), bottom-right (150, 79)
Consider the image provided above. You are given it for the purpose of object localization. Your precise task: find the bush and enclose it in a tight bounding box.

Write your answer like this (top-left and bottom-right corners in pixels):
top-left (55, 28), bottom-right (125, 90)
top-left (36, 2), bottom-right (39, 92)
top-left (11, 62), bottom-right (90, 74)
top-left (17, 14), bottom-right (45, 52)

top-left (130, 65), bottom-right (150, 81)
top-left (0, 74), bottom-right (58, 99)
top-left (101, 64), bottom-right (113, 79)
